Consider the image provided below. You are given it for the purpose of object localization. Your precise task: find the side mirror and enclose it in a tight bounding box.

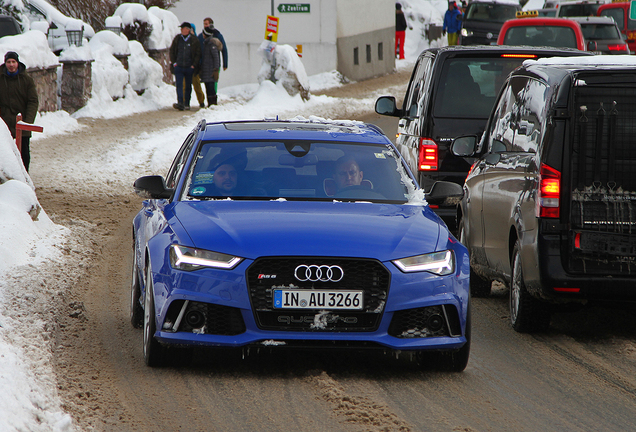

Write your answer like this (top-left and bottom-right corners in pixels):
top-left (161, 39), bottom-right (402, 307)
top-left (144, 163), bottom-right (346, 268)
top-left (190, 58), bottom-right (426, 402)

top-left (587, 40), bottom-right (597, 51)
top-left (426, 181), bottom-right (464, 206)
top-left (375, 96), bottom-right (400, 117)
top-left (450, 136), bottom-right (478, 157)
top-left (134, 175), bottom-right (173, 199)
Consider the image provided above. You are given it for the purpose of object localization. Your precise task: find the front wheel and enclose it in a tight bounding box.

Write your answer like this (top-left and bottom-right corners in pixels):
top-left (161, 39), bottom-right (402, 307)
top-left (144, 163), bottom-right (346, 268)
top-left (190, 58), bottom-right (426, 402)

top-left (510, 240), bottom-right (550, 333)
top-left (458, 219), bottom-right (492, 297)
top-left (143, 265), bottom-right (165, 366)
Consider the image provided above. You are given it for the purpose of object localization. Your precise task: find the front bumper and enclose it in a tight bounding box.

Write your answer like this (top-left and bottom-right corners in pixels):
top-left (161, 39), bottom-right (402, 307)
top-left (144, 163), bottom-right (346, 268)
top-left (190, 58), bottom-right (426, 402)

top-left (149, 254), bottom-right (470, 352)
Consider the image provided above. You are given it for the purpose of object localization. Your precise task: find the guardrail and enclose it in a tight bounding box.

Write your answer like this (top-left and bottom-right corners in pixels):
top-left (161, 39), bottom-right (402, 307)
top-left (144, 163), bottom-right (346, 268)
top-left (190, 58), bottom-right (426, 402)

top-left (15, 113), bottom-right (44, 153)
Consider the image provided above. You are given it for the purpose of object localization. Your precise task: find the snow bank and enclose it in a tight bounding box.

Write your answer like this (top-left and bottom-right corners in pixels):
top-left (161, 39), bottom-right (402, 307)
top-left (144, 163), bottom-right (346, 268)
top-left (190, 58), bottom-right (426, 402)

top-left (0, 30), bottom-right (58, 69)
top-left (258, 42), bottom-right (310, 100)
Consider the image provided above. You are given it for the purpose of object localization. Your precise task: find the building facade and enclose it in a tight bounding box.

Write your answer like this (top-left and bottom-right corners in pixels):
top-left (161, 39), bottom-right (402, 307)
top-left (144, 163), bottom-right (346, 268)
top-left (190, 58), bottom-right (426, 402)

top-left (170, 0), bottom-right (395, 88)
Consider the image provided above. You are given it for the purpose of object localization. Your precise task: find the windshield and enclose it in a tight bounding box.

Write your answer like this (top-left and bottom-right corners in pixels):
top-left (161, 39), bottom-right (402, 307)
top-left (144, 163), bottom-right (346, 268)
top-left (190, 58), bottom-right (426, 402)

top-left (559, 4), bottom-right (600, 17)
top-left (465, 3), bottom-right (519, 23)
top-left (434, 57), bottom-right (524, 118)
top-left (580, 23), bottom-right (621, 40)
top-left (182, 141), bottom-right (414, 203)
top-left (503, 25), bottom-right (578, 48)
top-left (0, 20), bottom-right (19, 38)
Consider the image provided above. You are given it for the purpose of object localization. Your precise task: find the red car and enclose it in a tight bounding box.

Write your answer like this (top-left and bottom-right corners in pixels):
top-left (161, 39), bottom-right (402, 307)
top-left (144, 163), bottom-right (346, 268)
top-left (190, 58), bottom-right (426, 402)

top-left (597, 1), bottom-right (636, 53)
top-left (498, 15), bottom-right (586, 51)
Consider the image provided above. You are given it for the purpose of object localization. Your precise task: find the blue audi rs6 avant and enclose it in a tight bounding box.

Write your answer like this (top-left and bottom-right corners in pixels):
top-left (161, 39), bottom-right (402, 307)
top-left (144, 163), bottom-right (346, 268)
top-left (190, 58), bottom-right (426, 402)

top-left (131, 118), bottom-right (471, 370)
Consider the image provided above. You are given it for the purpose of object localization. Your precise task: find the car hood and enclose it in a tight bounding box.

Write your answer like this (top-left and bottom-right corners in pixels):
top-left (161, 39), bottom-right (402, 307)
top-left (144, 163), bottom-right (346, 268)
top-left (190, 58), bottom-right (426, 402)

top-left (169, 200), bottom-right (444, 261)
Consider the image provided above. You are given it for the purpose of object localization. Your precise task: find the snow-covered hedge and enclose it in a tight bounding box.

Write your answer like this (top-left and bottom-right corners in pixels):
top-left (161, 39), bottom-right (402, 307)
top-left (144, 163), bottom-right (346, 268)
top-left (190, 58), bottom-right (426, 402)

top-left (111, 3), bottom-right (179, 50)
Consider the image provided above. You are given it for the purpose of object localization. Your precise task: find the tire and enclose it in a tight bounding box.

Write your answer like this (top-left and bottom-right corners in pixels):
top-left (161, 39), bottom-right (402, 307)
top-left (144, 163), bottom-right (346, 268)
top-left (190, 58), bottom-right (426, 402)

top-left (458, 219), bottom-right (492, 297)
top-left (143, 266), bottom-right (165, 367)
top-left (418, 302), bottom-right (471, 372)
top-left (130, 247), bottom-right (144, 328)
top-left (510, 240), bottom-right (550, 333)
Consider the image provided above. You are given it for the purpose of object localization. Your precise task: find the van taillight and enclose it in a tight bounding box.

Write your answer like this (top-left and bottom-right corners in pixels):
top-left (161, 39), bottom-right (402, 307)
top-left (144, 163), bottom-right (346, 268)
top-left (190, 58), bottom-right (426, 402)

top-left (418, 138), bottom-right (438, 171)
top-left (608, 44), bottom-right (628, 52)
top-left (537, 164), bottom-right (561, 218)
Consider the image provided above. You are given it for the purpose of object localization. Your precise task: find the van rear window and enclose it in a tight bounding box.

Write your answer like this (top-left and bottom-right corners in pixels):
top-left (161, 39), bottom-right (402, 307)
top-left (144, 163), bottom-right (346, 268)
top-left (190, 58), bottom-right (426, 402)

top-left (433, 57), bottom-right (524, 119)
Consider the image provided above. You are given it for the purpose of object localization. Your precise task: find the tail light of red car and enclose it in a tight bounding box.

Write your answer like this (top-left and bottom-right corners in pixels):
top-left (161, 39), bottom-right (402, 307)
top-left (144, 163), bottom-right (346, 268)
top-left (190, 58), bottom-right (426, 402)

top-left (537, 163), bottom-right (561, 218)
top-left (418, 138), bottom-right (438, 171)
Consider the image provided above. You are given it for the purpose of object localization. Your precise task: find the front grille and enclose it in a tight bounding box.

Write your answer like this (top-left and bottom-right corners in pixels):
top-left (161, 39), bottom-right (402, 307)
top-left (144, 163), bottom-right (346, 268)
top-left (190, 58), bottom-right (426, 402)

top-left (388, 305), bottom-right (461, 338)
top-left (568, 80), bottom-right (636, 275)
top-left (164, 300), bottom-right (246, 335)
top-left (247, 257), bottom-right (390, 331)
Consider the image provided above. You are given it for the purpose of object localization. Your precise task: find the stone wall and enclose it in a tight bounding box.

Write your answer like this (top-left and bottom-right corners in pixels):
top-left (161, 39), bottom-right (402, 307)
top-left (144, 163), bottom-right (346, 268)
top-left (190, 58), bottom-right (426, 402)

top-left (60, 60), bottom-right (93, 114)
top-left (147, 48), bottom-right (172, 84)
top-left (27, 65), bottom-right (59, 113)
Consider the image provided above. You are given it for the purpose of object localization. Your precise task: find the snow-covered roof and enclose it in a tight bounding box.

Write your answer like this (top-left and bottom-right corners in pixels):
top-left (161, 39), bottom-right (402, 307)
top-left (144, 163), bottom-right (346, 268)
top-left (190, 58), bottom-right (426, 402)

top-left (530, 55), bottom-right (636, 66)
top-left (27, 0), bottom-right (95, 37)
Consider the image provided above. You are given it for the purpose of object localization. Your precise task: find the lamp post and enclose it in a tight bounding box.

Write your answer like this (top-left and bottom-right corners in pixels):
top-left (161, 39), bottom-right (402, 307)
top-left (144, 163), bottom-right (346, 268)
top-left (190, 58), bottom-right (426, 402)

top-left (65, 24), bottom-right (84, 47)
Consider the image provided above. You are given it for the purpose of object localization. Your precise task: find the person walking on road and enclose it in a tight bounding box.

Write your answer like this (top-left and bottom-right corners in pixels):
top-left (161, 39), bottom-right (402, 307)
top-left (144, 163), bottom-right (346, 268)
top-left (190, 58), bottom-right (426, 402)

top-left (200, 26), bottom-right (223, 106)
top-left (0, 51), bottom-right (38, 171)
top-left (189, 23), bottom-right (207, 108)
top-left (170, 22), bottom-right (201, 111)
top-left (203, 17), bottom-right (228, 93)
top-left (395, 3), bottom-right (408, 59)
top-left (443, 1), bottom-right (463, 46)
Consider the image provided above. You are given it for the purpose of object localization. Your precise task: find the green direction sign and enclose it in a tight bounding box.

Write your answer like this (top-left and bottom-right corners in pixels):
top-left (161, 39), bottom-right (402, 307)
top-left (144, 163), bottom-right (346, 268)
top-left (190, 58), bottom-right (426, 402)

top-left (631, 0), bottom-right (636, 20)
top-left (278, 3), bottom-right (311, 13)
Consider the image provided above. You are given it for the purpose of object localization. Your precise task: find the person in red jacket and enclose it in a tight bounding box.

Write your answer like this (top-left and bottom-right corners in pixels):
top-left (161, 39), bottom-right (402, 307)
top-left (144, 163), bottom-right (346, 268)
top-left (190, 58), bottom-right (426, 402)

top-left (395, 3), bottom-right (408, 59)
top-left (0, 51), bottom-right (38, 171)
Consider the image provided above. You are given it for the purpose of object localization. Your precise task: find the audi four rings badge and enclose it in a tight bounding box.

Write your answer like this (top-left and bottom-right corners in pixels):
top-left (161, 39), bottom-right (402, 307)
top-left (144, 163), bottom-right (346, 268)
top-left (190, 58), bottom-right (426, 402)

top-left (294, 265), bottom-right (344, 282)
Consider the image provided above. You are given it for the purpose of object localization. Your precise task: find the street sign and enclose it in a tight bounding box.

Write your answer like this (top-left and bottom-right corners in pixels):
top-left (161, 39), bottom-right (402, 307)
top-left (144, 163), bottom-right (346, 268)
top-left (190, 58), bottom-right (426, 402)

top-left (277, 3), bottom-right (311, 13)
top-left (265, 15), bottom-right (279, 41)
top-left (631, 0), bottom-right (636, 20)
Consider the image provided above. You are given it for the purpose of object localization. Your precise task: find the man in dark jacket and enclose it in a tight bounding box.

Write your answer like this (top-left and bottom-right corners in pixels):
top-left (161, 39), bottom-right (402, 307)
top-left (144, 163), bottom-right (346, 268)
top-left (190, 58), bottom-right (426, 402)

top-left (0, 51), bottom-right (38, 171)
top-left (395, 3), bottom-right (408, 59)
top-left (200, 26), bottom-right (223, 106)
top-left (170, 22), bottom-right (201, 111)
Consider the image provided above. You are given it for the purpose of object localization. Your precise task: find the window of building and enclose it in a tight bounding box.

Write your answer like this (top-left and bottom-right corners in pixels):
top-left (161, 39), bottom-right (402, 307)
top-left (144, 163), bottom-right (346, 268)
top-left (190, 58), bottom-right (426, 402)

top-left (378, 42), bottom-right (383, 61)
top-left (354, 47), bottom-right (359, 65)
top-left (366, 44), bottom-right (372, 63)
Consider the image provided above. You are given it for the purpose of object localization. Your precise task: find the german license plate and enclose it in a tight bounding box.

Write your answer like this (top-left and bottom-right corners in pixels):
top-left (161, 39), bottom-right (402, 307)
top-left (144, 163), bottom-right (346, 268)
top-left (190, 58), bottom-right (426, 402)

top-left (273, 289), bottom-right (363, 310)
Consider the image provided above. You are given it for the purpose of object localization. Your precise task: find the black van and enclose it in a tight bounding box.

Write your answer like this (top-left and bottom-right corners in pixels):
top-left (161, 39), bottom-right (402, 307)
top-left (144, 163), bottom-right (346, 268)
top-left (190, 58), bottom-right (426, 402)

top-left (451, 58), bottom-right (636, 332)
top-left (375, 45), bottom-right (590, 228)
top-left (460, 0), bottom-right (521, 45)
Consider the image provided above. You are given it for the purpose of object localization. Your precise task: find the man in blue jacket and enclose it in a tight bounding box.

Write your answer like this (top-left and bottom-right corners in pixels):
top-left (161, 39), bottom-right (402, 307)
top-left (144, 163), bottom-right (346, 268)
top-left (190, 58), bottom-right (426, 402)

top-left (443, 2), bottom-right (463, 46)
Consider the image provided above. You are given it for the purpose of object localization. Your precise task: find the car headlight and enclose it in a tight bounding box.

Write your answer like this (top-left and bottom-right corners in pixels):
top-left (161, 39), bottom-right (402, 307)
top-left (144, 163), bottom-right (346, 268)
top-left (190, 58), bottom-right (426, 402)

top-left (392, 250), bottom-right (454, 275)
top-left (461, 28), bottom-right (471, 37)
top-left (169, 245), bottom-right (243, 271)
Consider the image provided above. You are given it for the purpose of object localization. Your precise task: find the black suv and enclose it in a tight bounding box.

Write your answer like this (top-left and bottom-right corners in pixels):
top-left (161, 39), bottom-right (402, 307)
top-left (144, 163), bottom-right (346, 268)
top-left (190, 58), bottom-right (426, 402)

top-left (460, 1), bottom-right (521, 45)
top-left (375, 45), bottom-right (590, 228)
top-left (451, 58), bottom-right (636, 332)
